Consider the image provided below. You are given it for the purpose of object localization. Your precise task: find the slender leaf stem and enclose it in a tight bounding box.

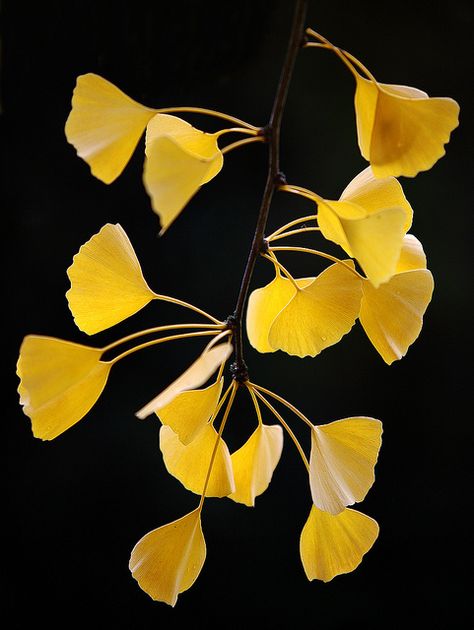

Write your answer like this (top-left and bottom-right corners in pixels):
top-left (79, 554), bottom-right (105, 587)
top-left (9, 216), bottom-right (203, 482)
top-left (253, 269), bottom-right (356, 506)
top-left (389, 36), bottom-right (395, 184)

top-left (154, 106), bottom-right (260, 130)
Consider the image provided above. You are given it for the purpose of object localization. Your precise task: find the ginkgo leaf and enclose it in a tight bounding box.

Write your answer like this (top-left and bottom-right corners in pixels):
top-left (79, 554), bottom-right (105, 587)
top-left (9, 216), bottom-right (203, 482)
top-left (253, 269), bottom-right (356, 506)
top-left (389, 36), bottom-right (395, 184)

top-left (160, 424), bottom-right (235, 497)
top-left (340, 166), bottom-right (413, 232)
top-left (317, 199), bottom-right (406, 287)
top-left (300, 505), bottom-right (379, 582)
top-left (354, 72), bottom-right (460, 178)
top-left (66, 223), bottom-right (156, 334)
top-left (309, 417), bottom-right (382, 515)
top-left (129, 508), bottom-right (206, 606)
top-left (65, 73), bottom-right (156, 183)
top-left (157, 378), bottom-right (223, 445)
top-left (17, 336), bottom-right (110, 440)
top-left (136, 342), bottom-right (232, 419)
top-left (360, 268), bottom-right (434, 364)
top-left (145, 113), bottom-right (223, 184)
top-left (143, 134), bottom-right (223, 234)
top-left (395, 234), bottom-right (427, 273)
top-left (269, 262), bottom-right (362, 358)
top-left (246, 272), bottom-right (312, 353)
top-left (228, 423), bottom-right (284, 507)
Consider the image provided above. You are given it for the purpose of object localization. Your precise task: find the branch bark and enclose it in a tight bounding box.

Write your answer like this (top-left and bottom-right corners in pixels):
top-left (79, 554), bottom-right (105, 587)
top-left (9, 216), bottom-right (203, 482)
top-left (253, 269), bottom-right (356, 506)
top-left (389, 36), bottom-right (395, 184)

top-left (230, 0), bottom-right (308, 381)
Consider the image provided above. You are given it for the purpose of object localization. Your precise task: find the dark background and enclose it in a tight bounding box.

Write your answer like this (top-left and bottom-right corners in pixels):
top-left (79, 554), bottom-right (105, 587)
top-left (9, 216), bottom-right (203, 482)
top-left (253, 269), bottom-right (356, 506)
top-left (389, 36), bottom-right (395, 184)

top-left (3, 1), bottom-right (473, 627)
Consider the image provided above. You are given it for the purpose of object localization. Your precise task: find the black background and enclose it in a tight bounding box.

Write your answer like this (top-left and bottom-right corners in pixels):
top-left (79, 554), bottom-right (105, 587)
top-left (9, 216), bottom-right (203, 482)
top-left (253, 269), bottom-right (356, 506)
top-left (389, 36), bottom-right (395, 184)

top-left (4, 1), bottom-right (473, 627)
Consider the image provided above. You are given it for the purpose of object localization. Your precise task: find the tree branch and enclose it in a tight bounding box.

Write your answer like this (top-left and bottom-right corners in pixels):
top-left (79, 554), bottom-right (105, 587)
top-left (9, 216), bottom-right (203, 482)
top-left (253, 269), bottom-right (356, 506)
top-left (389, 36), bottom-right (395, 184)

top-left (230, 0), bottom-right (308, 381)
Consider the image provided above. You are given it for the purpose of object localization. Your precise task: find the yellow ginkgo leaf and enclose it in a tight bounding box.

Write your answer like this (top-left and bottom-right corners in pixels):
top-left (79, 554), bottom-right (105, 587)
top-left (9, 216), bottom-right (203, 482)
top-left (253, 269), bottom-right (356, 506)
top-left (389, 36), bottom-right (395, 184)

top-left (143, 133), bottom-right (223, 234)
top-left (160, 424), bottom-right (235, 497)
top-left (246, 272), bottom-right (312, 353)
top-left (340, 166), bottom-right (413, 232)
top-left (157, 378), bottom-right (223, 445)
top-left (228, 423), bottom-right (284, 507)
top-left (317, 199), bottom-right (406, 287)
top-left (359, 268), bottom-right (434, 364)
top-left (136, 342), bottom-right (232, 419)
top-left (146, 113), bottom-right (223, 184)
top-left (66, 223), bottom-right (156, 334)
top-left (395, 233), bottom-right (427, 273)
top-left (129, 508), bottom-right (206, 606)
top-left (65, 73), bottom-right (157, 183)
top-left (309, 417), bottom-right (382, 515)
top-left (300, 505), bottom-right (379, 582)
top-left (354, 73), bottom-right (460, 178)
top-left (269, 262), bottom-right (362, 358)
top-left (17, 335), bottom-right (110, 440)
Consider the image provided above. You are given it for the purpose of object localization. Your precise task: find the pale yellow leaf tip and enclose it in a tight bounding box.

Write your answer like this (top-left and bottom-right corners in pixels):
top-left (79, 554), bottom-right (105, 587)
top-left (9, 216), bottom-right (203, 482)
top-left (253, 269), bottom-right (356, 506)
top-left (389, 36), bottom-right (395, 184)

top-left (300, 505), bottom-right (379, 582)
top-left (129, 508), bottom-right (206, 606)
top-left (66, 223), bottom-right (156, 334)
top-left (17, 335), bottom-right (110, 440)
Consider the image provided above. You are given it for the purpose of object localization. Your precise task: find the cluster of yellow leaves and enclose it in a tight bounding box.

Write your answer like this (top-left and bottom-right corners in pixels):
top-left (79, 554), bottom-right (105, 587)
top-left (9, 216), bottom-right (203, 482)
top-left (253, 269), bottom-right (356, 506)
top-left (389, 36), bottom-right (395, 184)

top-left (249, 167), bottom-right (434, 364)
top-left (17, 24), bottom-right (461, 609)
top-left (65, 74), bottom-right (257, 233)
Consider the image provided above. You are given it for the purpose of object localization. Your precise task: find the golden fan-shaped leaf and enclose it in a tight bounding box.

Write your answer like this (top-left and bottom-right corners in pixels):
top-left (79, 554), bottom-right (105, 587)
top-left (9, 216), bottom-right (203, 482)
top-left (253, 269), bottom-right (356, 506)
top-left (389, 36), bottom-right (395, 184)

top-left (129, 508), bottom-right (206, 606)
top-left (300, 505), bottom-right (379, 582)
top-left (317, 199), bottom-right (406, 287)
top-left (228, 423), bottom-right (283, 507)
top-left (268, 262), bottom-right (362, 358)
top-left (157, 378), bottom-right (223, 445)
top-left (354, 73), bottom-right (459, 178)
top-left (66, 223), bottom-right (156, 334)
top-left (160, 424), bottom-right (235, 497)
top-left (246, 272), bottom-right (312, 353)
top-left (360, 268), bottom-right (434, 364)
top-left (309, 417), bottom-right (382, 515)
top-left (143, 130), bottom-right (223, 234)
top-left (65, 73), bottom-right (156, 183)
top-left (17, 335), bottom-right (110, 440)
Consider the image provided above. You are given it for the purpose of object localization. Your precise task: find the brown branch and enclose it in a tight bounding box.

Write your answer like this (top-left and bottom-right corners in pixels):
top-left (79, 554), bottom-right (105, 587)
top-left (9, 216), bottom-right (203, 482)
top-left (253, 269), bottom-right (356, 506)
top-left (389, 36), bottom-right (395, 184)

top-left (229, 0), bottom-right (308, 382)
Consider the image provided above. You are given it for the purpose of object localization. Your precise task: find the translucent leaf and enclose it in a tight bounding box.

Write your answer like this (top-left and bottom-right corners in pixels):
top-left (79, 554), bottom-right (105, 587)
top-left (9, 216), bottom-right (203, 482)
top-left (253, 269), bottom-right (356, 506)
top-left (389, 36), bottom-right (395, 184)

top-left (268, 262), bottom-right (362, 357)
top-left (300, 505), bottom-right (379, 582)
top-left (136, 342), bottom-right (232, 419)
top-left (318, 199), bottom-right (406, 287)
top-left (228, 423), bottom-right (283, 506)
top-left (143, 134), bottom-right (222, 234)
top-left (66, 223), bottom-right (156, 334)
top-left (157, 379), bottom-right (223, 445)
top-left (340, 166), bottom-right (413, 232)
top-left (146, 113), bottom-right (223, 182)
top-left (395, 234), bottom-right (427, 273)
top-left (65, 73), bottom-right (156, 183)
top-left (129, 508), bottom-right (206, 606)
top-left (309, 417), bottom-right (382, 515)
top-left (246, 272), bottom-right (311, 353)
top-left (354, 74), bottom-right (460, 177)
top-left (17, 336), bottom-right (110, 440)
top-left (160, 424), bottom-right (235, 497)
top-left (360, 269), bottom-right (434, 364)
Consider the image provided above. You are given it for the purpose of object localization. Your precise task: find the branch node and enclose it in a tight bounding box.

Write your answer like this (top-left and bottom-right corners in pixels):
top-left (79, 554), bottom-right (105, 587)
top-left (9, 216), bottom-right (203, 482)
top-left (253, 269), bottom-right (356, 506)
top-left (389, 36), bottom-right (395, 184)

top-left (230, 360), bottom-right (249, 384)
top-left (275, 171), bottom-right (287, 186)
